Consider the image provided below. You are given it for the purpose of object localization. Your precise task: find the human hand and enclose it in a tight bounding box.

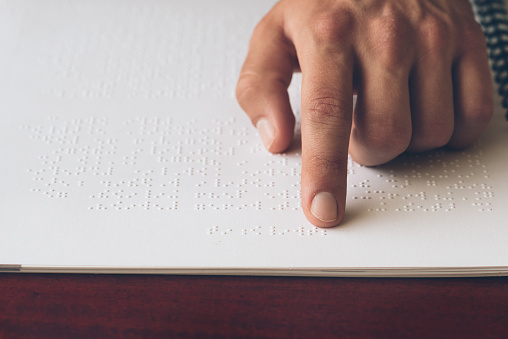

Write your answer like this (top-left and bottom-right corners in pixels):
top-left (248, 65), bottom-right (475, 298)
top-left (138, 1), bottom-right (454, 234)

top-left (236, 0), bottom-right (494, 227)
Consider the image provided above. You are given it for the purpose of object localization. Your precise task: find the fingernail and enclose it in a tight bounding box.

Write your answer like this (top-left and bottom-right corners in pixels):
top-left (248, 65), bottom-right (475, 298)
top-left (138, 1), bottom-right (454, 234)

top-left (311, 192), bottom-right (338, 222)
top-left (256, 118), bottom-right (275, 150)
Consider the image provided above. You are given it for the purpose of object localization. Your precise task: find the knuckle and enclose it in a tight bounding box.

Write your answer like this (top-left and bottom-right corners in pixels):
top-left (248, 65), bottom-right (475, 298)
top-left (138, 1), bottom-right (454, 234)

top-left (235, 72), bottom-right (260, 104)
top-left (460, 21), bottom-right (488, 51)
top-left (359, 123), bottom-right (411, 157)
top-left (412, 123), bottom-right (454, 149)
top-left (464, 100), bottom-right (494, 125)
top-left (251, 16), bottom-right (272, 40)
top-left (249, 12), bottom-right (287, 50)
top-left (371, 14), bottom-right (408, 42)
top-left (306, 94), bottom-right (352, 127)
top-left (308, 154), bottom-right (348, 178)
top-left (307, 10), bottom-right (355, 45)
top-left (368, 15), bottom-right (410, 68)
top-left (419, 17), bottom-right (451, 50)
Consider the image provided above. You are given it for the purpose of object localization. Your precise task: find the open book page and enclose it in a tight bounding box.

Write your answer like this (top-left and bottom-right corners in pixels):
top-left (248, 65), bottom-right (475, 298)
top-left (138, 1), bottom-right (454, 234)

top-left (0, 0), bottom-right (507, 276)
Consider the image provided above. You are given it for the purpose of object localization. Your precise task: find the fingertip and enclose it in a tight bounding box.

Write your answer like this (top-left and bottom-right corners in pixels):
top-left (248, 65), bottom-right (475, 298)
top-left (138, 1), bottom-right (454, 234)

top-left (256, 118), bottom-right (276, 150)
top-left (311, 191), bottom-right (338, 222)
top-left (236, 71), bottom-right (295, 153)
top-left (256, 113), bottom-right (295, 153)
top-left (304, 191), bottom-right (346, 228)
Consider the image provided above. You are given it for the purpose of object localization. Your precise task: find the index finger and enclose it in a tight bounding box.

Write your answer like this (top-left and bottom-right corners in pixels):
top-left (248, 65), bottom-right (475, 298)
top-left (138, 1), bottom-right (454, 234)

top-left (299, 39), bottom-right (354, 227)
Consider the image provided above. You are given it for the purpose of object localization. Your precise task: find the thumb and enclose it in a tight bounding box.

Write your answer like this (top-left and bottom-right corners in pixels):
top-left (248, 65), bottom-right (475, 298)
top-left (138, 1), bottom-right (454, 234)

top-left (236, 16), bottom-right (296, 153)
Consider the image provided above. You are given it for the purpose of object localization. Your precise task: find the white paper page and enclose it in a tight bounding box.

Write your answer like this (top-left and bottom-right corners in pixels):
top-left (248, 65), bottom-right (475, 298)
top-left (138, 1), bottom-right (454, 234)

top-left (1, 0), bottom-right (507, 276)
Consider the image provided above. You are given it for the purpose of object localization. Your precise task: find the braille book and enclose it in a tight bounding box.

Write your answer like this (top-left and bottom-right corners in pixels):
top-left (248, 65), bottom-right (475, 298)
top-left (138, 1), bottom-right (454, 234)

top-left (1, 0), bottom-right (507, 277)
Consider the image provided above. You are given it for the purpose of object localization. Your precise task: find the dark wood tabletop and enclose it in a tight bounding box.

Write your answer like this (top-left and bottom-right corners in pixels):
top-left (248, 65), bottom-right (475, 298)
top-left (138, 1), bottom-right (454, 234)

top-left (1, 274), bottom-right (508, 338)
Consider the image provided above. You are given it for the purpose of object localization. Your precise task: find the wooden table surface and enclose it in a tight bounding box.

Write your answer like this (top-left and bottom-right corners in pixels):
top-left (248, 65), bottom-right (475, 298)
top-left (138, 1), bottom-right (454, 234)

top-left (1, 274), bottom-right (508, 338)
